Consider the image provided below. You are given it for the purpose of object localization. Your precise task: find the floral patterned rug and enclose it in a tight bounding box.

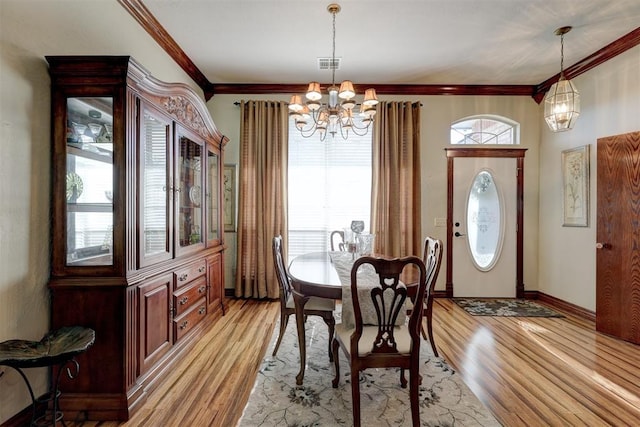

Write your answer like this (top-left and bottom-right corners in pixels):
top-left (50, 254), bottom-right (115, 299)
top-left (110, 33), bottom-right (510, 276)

top-left (238, 314), bottom-right (500, 426)
top-left (454, 298), bottom-right (564, 317)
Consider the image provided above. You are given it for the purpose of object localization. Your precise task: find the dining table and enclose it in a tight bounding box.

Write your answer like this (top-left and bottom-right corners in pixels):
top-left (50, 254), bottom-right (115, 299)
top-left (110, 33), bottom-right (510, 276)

top-left (287, 251), bottom-right (418, 385)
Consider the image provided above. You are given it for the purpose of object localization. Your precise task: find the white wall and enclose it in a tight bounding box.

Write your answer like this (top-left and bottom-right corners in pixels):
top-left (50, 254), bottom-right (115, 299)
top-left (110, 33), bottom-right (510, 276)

top-left (538, 45), bottom-right (640, 311)
top-left (208, 94), bottom-right (541, 294)
top-left (0, 0), bottom-right (200, 422)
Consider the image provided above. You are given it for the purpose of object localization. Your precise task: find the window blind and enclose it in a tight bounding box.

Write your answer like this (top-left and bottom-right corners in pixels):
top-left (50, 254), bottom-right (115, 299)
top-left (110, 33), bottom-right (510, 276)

top-left (288, 121), bottom-right (372, 262)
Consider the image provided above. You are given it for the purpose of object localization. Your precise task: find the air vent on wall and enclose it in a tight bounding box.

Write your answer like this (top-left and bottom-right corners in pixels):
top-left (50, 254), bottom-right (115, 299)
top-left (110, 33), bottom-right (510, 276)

top-left (317, 57), bottom-right (341, 70)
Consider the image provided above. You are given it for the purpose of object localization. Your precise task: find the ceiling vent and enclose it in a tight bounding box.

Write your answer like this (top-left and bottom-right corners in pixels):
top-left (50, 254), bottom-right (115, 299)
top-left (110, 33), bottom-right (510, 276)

top-left (317, 57), bottom-right (341, 70)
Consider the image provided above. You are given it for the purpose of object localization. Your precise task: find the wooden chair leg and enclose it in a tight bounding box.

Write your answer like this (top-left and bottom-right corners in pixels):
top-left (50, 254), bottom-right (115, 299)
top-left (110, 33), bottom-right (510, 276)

top-left (323, 314), bottom-right (336, 362)
top-left (425, 303), bottom-right (438, 357)
top-left (427, 315), bottom-right (438, 357)
top-left (409, 364), bottom-right (421, 427)
top-left (399, 368), bottom-right (407, 388)
top-left (331, 338), bottom-right (340, 388)
top-left (351, 370), bottom-right (362, 427)
top-left (420, 318), bottom-right (428, 340)
top-left (272, 313), bottom-right (289, 356)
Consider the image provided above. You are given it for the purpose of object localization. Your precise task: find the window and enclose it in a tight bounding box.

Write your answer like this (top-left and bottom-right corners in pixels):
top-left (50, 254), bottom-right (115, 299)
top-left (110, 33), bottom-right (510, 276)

top-left (450, 115), bottom-right (519, 145)
top-left (288, 123), bottom-right (372, 262)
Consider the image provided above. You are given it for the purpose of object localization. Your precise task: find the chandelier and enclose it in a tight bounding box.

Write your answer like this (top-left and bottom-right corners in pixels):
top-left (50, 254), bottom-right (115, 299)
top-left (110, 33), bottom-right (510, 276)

top-left (543, 26), bottom-right (580, 132)
top-left (288, 3), bottom-right (378, 141)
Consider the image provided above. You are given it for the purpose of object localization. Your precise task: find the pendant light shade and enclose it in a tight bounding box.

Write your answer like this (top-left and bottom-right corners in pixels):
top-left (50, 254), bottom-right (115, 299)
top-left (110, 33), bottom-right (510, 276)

top-left (544, 78), bottom-right (580, 131)
top-left (543, 26), bottom-right (580, 132)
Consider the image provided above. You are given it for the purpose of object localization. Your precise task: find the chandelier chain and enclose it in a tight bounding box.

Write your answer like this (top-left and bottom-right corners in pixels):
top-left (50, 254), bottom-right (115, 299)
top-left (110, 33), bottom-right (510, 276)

top-left (332, 8), bottom-right (336, 87)
top-left (560, 32), bottom-right (565, 77)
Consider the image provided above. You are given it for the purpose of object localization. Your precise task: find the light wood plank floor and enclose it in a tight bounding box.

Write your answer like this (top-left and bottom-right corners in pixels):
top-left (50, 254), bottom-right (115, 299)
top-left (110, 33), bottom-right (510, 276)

top-left (67, 298), bottom-right (640, 426)
top-left (433, 298), bottom-right (640, 426)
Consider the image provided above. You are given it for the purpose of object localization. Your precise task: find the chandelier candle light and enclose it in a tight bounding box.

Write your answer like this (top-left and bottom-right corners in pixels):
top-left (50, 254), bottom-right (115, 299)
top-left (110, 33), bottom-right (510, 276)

top-left (289, 3), bottom-right (378, 141)
top-left (543, 26), bottom-right (580, 132)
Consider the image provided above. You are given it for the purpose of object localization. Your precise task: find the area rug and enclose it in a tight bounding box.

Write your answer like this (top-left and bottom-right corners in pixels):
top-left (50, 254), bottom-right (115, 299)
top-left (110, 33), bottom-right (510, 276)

top-left (238, 314), bottom-right (500, 426)
top-left (454, 298), bottom-right (564, 317)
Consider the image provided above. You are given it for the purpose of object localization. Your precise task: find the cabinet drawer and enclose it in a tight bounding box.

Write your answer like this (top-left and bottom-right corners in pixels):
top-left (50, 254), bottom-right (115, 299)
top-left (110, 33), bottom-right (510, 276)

top-left (173, 276), bottom-right (207, 317)
top-left (173, 297), bottom-right (207, 342)
top-left (174, 260), bottom-right (207, 289)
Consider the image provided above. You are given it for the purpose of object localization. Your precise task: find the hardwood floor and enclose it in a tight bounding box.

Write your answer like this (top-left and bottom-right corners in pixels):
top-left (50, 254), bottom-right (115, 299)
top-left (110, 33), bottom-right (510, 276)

top-left (66, 298), bottom-right (280, 427)
top-left (433, 298), bottom-right (640, 426)
top-left (65, 297), bottom-right (640, 426)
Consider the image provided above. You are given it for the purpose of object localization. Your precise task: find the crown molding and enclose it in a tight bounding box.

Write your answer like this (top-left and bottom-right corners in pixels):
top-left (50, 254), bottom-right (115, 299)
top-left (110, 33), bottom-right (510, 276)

top-left (119, 1), bottom-right (639, 103)
top-left (209, 83), bottom-right (536, 97)
top-left (117, 0), bottom-right (214, 100)
top-left (533, 27), bottom-right (640, 103)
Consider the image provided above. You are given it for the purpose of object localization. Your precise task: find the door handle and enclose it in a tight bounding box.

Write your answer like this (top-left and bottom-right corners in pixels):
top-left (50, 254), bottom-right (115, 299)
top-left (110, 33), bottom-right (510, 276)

top-left (595, 242), bottom-right (611, 249)
top-left (454, 231), bottom-right (466, 237)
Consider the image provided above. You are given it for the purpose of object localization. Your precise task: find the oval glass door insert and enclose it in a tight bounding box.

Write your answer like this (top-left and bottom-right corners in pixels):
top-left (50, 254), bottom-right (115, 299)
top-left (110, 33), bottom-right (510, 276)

top-left (466, 169), bottom-right (505, 271)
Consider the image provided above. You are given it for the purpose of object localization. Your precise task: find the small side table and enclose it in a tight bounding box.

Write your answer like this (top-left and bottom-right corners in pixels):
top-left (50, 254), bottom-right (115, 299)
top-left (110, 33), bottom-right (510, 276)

top-left (0, 326), bottom-right (95, 426)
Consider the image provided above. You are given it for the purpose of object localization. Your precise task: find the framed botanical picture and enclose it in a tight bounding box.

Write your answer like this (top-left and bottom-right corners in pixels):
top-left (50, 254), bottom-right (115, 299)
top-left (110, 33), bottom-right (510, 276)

top-left (223, 164), bottom-right (237, 232)
top-left (562, 145), bottom-right (590, 227)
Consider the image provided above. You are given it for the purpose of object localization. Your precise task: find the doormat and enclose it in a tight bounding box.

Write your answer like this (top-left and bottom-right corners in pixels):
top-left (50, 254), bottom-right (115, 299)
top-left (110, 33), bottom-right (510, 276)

top-left (454, 298), bottom-right (565, 317)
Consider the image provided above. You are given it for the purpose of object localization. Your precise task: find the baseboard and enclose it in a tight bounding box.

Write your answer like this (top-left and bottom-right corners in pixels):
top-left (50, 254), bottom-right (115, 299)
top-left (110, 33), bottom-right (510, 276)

top-left (229, 288), bottom-right (596, 322)
top-left (534, 291), bottom-right (595, 322)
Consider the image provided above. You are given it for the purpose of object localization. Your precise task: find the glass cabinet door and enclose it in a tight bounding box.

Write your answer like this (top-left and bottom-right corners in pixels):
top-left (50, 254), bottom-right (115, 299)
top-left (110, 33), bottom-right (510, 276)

top-left (176, 128), bottom-right (205, 255)
top-left (65, 97), bottom-right (114, 266)
top-left (206, 147), bottom-right (220, 245)
top-left (139, 104), bottom-right (172, 267)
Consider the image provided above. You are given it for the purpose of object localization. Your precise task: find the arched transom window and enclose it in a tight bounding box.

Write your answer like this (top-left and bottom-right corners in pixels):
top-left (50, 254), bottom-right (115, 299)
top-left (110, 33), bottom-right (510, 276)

top-left (450, 115), bottom-right (519, 145)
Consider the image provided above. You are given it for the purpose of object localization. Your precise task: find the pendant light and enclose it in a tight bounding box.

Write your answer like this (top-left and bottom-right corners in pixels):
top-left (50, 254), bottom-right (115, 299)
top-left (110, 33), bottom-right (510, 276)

top-left (543, 26), bottom-right (580, 132)
top-left (288, 3), bottom-right (378, 141)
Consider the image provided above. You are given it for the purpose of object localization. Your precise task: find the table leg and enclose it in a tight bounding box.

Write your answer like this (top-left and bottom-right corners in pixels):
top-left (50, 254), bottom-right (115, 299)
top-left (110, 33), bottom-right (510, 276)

top-left (292, 290), bottom-right (310, 385)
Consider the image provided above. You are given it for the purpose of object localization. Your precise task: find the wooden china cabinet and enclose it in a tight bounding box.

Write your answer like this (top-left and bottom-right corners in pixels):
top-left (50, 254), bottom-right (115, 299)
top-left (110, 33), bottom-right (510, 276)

top-left (46, 56), bottom-right (227, 421)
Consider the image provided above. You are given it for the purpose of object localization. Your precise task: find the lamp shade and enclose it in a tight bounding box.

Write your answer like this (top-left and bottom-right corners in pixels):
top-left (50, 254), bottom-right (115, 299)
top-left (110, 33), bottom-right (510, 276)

top-left (341, 98), bottom-right (356, 110)
top-left (305, 82), bottom-right (322, 101)
top-left (338, 80), bottom-right (355, 99)
top-left (363, 88), bottom-right (378, 106)
top-left (543, 78), bottom-right (580, 132)
top-left (288, 95), bottom-right (303, 112)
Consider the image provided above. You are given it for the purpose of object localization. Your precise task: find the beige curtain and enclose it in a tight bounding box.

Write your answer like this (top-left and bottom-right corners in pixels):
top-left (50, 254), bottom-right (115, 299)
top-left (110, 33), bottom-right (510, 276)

top-left (371, 101), bottom-right (422, 258)
top-left (235, 100), bottom-right (288, 299)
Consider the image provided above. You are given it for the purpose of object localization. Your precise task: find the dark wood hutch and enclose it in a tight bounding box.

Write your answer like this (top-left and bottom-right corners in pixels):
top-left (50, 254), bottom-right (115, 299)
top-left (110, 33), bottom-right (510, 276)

top-left (46, 56), bottom-right (227, 420)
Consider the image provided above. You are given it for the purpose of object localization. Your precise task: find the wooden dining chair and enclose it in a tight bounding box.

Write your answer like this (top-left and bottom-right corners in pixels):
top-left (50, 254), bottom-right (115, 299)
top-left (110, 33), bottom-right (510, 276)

top-left (420, 236), bottom-right (443, 357)
top-left (330, 230), bottom-right (345, 251)
top-left (271, 235), bottom-right (336, 360)
top-left (406, 236), bottom-right (443, 356)
top-left (331, 255), bottom-right (427, 427)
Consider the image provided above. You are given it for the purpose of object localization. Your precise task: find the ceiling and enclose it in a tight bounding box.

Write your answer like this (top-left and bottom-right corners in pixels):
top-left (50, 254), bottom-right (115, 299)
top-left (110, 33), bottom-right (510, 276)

top-left (135, 0), bottom-right (640, 93)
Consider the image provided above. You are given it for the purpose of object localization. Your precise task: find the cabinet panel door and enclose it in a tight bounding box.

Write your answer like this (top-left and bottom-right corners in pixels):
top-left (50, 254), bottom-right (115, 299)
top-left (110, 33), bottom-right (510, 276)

top-left (175, 125), bottom-right (205, 257)
top-left (139, 103), bottom-right (173, 267)
top-left (207, 252), bottom-right (224, 312)
top-left (138, 273), bottom-right (173, 375)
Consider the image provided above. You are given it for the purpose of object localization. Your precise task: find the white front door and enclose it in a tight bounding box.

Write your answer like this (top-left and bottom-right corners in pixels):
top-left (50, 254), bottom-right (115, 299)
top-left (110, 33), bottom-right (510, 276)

top-left (452, 157), bottom-right (517, 297)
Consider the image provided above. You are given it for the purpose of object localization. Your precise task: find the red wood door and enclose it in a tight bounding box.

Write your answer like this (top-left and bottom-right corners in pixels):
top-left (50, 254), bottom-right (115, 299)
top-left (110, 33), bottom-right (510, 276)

top-left (596, 131), bottom-right (640, 344)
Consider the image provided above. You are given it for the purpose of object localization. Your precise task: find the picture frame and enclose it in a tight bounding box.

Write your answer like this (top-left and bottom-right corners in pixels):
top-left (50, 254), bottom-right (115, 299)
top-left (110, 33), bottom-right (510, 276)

top-left (561, 145), bottom-right (590, 227)
top-left (223, 164), bottom-right (237, 232)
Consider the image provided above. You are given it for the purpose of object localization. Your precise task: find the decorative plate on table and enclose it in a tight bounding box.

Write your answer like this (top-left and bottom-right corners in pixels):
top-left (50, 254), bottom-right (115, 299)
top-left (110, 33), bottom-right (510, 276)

top-left (66, 172), bottom-right (83, 201)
